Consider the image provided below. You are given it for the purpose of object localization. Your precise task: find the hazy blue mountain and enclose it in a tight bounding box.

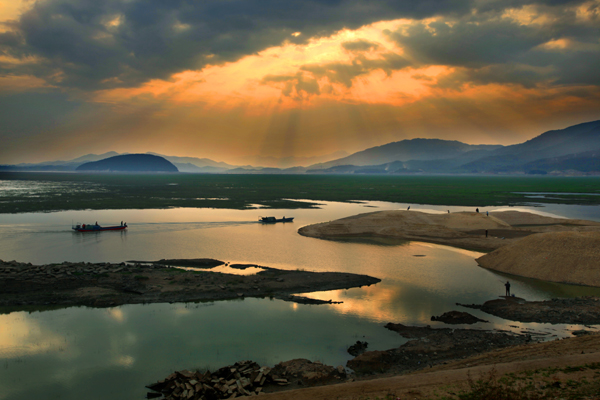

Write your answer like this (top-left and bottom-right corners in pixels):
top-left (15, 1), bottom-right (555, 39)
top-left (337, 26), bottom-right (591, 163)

top-left (308, 139), bottom-right (502, 170)
top-left (520, 149), bottom-right (600, 174)
top-left (16, 151), bottom-right (119, 169)
top-left (239, 151), bottom-right (349, 168)
top-left (171, 162), bottom-right (233, 173)
top-left (461, 120), bottom-right (600, 172)
top-left (76, 154), bottom-right (178, 172)
top-left (148, 153), bottom-right (242, 169)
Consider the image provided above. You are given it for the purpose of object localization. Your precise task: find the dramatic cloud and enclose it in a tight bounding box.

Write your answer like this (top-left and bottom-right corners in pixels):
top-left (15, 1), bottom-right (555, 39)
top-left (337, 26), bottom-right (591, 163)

top-left (387, 1), bottom-right (600, 87)
top-left (0, 0), bottom-right (599, 164)
top-left (0, 0), bottom-right (478, 90)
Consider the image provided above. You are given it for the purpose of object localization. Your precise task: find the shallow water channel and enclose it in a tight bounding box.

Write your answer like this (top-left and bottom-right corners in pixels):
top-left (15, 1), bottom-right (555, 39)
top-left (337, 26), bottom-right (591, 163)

top-left (1, 201), bottom-right (600, 400)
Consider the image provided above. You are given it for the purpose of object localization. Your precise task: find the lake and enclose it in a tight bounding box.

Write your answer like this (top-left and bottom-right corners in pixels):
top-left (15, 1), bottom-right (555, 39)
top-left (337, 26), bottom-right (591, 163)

top-left (1, 199), bottom-right (600, 400)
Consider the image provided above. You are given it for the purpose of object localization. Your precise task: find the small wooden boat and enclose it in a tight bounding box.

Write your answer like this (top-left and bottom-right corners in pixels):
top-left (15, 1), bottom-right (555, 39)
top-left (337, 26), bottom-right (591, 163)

top-left (259, 216), bottom-right (294, 223)
top-left (72, 222), bottom-right (127, 232)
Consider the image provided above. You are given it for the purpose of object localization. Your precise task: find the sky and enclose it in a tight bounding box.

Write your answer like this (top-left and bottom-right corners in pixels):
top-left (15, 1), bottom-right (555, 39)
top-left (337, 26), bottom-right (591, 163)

top-left (1, 0), bottom-right (599, 165)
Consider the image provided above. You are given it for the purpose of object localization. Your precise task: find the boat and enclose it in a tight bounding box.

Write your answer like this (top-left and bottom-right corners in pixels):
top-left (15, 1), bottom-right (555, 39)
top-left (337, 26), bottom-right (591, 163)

top-left (72, 222), bottom-right (127, 232)
top-left (259, 216), bottom-right (294, 223)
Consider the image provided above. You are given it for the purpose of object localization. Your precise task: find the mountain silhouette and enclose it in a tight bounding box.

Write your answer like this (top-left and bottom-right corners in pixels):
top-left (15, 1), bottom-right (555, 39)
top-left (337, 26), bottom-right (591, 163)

top-left (76, 154), bottom-right (178, 172)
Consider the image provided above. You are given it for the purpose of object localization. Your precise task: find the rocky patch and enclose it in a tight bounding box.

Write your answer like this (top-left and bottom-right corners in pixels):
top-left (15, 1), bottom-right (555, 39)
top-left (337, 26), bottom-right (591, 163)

top-left (146, 359), bottom-right (347, 399)
top-left (459, 296), bottom-right (600, 324)
top-left (431, 311), bottom-right (488, 324)
top-left (347, 323), bottom-right (531, 375)
top-left (347, 341), bottom-right (368, 356)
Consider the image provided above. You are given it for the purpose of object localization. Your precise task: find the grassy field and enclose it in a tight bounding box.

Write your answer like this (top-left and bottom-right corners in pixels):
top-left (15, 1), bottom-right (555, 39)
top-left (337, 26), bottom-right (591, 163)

top-left (1, 172), bottom-right (600, 213)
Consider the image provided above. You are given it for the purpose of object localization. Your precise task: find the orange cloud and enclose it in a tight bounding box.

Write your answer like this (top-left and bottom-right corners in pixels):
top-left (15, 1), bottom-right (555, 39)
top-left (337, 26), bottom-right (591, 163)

top-left (92, 19), bottom-right (431, 111)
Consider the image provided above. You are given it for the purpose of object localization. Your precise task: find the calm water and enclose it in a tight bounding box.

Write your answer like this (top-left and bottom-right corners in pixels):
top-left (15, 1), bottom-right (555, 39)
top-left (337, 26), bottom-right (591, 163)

top-left (1, 200), bottom-right (600, 400)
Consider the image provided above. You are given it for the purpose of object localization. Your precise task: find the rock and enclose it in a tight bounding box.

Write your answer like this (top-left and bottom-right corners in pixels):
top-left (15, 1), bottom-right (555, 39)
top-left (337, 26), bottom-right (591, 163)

top-left (347, 351), bottom-right (392, 374)
top-left (431, 311), bottom-right (488, 324)
top-left (347, 341), bottom-right (368, 356)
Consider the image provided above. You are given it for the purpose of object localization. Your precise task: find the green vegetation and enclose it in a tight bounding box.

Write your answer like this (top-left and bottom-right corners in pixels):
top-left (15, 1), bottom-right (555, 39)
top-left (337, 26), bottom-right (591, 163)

top-left (1, 172), bottom-right (600, 213)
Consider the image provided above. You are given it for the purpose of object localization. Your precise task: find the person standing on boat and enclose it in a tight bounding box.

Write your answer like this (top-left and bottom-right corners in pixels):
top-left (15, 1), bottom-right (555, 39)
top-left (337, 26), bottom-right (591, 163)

top-left (505, 281), bottom-right (511, 296)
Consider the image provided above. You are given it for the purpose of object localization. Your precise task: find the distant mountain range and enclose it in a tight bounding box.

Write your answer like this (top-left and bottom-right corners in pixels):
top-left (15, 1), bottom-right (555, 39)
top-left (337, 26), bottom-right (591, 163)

top-left (307, 120), bottom-right (600, 175)
top-left (1, 120), bottom-right (599, 175)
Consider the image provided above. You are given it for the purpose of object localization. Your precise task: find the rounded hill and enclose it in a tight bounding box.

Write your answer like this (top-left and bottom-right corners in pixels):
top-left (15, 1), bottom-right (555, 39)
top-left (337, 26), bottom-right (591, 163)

top-left (76, 154), bottom-right (179, 172)
top-left (476, 231), bottom-right (600, 287)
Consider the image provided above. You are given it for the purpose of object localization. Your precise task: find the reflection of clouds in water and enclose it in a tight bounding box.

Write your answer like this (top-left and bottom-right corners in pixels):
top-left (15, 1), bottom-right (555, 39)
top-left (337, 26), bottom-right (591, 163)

top-left (174, 306), bottom-right (192, 316)
top-left (296, 285), bottom-right (406, 323)
top-left (0, 313), bottom-right (67, 358)
top-left (115, 355), bottom-right (135, 368)
top-left (106, 308), bottom-right (126, 323)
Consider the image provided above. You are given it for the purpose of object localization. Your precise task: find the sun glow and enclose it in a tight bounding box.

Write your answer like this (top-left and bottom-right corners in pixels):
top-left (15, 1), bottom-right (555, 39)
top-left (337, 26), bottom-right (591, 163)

top-left (92, 18), bottom-right (448, 112)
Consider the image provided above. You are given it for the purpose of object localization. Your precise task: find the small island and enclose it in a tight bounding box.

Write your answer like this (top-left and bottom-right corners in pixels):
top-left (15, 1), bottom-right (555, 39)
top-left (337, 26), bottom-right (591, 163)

top-left (76, 154), bottom-right (179, 172)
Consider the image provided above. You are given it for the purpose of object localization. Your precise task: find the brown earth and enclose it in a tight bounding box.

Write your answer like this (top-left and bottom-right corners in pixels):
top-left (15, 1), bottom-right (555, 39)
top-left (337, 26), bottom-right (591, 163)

top-left (460, 296), bottom-right (600, 324)
top-left (347, 324), bottom-right (532, 375)
top-left (258, 334), bottom-right (600, 400)
top-left (0, 258), bottom-right (380, 308)
top-left (298, 210), bottom-right (600, 252)
top-left (476, 231), bottom-right (600, 286)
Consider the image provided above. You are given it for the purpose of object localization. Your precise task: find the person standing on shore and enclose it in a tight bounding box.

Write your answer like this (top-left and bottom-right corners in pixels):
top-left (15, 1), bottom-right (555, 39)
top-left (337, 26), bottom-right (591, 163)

top-left (505, 281), bottom-right (511, 296)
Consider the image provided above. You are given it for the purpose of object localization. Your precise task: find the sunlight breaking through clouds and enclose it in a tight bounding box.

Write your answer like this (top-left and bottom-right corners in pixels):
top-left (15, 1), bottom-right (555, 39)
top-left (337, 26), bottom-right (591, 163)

top-left (0, 0), bottom-right (599, 163)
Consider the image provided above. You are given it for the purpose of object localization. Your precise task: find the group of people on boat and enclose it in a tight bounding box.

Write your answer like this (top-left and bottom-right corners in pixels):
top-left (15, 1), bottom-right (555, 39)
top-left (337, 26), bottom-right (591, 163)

top-left (73, 221), bottom-right (127, 232)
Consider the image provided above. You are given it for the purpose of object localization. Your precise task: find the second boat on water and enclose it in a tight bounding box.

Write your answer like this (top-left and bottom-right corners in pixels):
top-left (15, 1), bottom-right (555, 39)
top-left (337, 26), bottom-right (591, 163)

top-left (259, 216), bottom-right (294, 223)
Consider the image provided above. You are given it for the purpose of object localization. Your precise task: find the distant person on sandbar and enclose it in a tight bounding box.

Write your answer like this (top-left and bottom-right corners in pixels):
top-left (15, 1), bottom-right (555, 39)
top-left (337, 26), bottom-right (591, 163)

top-left (505, 281), bottom-right (511, 296)
top-left (486, 211), bottom-right (489, 216)
top-left (476, 208), bottom-right (479, 213)
top-left (407, 206), bottom-right (410, 210)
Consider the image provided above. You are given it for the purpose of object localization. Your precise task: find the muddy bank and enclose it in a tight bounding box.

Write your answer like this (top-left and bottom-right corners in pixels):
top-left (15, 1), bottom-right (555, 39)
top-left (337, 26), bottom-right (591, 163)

top-left (459, 296), bottom-right (600, 324)
top-left (0, 258), bottom-right (380, 308)
top-left (347, 323), bottom-right (531, 375)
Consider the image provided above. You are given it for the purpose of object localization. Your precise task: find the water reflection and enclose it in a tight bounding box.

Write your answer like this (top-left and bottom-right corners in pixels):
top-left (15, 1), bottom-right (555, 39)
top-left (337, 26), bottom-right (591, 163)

top-left (1, 200), bottom-right (600, 400)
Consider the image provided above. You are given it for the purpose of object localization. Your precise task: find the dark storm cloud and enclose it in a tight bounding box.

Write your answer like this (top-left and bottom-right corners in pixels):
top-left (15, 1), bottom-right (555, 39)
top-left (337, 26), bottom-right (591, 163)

top-left (1, 0), bottom-right (478, 89)
top-left (1, 0), bottom-right (598, 91)
top-left (301, 52), bottom-right (411, 87)
top-left (341, 39), bottom-right (380, 52)
top-left (261, 72), bottom-right (320, 100)
top-left (387, 2), bottom-right (600, 88)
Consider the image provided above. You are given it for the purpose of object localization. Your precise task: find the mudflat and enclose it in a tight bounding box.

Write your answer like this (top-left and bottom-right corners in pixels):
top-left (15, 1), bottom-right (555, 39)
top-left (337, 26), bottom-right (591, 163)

top-left (0, 258), bottom-right (380, 308)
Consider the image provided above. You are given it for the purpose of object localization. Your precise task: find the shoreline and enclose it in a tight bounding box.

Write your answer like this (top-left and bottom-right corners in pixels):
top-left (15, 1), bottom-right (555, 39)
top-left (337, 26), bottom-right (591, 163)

top-left (298, 209), bottom-right (600, 253)
top-left (0, 258), bottom-right (380, 309)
